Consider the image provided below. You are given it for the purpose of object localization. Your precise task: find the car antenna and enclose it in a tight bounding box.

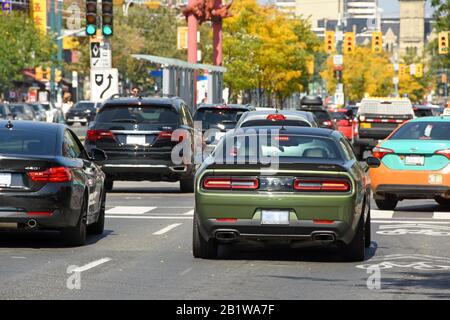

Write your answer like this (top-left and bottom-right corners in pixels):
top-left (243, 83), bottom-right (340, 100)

top-left (5, 120), bottom-right (13, 129)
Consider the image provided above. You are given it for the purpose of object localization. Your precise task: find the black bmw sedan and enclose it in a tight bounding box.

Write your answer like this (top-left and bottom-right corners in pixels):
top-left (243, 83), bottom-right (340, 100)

top-left (0, 120), bottom-right (107, 246)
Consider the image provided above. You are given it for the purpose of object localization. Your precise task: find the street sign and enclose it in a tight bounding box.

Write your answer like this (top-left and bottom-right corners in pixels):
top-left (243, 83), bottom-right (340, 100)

top-left (90, 39), bottom-right (112, 69)
top-left (90, 68), bottom-right (119, 102)
top-left (410, 64), bottom-right (416, 76)
top-left (333, 54), bottom-right (343, 66)
top-left (1, 0), bottom-right (12, 13)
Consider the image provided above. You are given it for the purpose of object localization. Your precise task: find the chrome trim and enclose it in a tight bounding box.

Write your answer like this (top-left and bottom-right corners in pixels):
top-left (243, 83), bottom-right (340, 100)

top-left (110, 130), bottom-right (161, 134)
top-left (103, 164), bottom-right (167, 168)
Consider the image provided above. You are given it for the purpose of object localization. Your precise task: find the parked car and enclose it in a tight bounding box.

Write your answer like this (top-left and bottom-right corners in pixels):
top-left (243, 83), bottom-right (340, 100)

top-left (85, 96), bottom-right (195, 192)
top-left (0, 104), bottom-right (13, 120)
top-left (9, 104), bottom-right (36, 121)
top-left (297, 95), bottom-right (336, 130)
top-left (0, 120), bottom-right (106, 246)
top-left (370, 116), bottom-right (450, 210)
top-left (194, 126), bottom-right (372, 261)
top-left (66, 101), bottom-right (97, 126)
top-left (29, 103), bottom-right (47, 121)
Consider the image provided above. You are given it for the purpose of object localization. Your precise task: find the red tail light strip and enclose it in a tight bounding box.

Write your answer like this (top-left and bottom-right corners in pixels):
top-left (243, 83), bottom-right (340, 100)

top-left (86, 129), bottom-right (115, 143)
top-left (363, 119), bottom-right (405, 123)
top-left (28, 167), bottom-right (72, 183)
top-left (294, 179), bottom-right (350, 192)
top-left (202, 177), bottom-right (259, 190)
top-left (27, 211), bottom-right (54, 216)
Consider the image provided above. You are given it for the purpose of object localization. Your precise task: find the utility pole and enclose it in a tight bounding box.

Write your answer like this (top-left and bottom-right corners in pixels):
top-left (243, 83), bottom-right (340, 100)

top-left (334, 0), bottom-right (344, 106)
top-left (57, 0), bottom-right (63, 105)
top-left (50, 0), bottom-right (56, 101)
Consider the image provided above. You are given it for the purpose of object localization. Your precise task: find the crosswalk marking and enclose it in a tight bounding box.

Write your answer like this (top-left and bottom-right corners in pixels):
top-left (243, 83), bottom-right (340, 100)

top-left (433, 212), bottom-right (450, 220)
top-left (371, 210), bottom-right (394, 219)
top-left (153, 223), bottom-right (182, 235)
top-left (105, 206), bottom-right (156, 215)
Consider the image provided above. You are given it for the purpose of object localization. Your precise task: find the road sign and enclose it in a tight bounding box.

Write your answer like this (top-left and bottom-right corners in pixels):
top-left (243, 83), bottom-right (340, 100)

top-left (90, 39), bottom-right (112, 69)
top-left (90, 68), bottom-right (119, 102)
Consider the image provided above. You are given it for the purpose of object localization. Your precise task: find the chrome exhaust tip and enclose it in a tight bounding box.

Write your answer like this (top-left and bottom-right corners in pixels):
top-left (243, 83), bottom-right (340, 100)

top-left (312, 233), bottom-right (336, 243)
top-left (27, 219), bottom-right (37, 229)
top-left (169, 166), bottom-right (187, 173)
top-left (215, 231), bottom-right (238, 241)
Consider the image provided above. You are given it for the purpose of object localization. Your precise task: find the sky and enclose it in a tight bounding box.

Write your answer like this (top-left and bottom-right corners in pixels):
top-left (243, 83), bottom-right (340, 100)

top-left (377, 0), bottom-right (434, 18)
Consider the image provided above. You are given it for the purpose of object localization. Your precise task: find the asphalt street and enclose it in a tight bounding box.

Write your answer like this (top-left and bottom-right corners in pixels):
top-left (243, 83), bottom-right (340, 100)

top-left (0, 125), bottom-right (449, 299)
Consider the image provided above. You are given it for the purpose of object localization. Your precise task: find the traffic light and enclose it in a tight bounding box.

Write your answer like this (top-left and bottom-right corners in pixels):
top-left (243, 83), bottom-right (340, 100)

top-left (102, 0), bottom-right (113, 36)
top-left (438, 31), bottom-right (449, 55)
top-left (344, 32), bottom-right (355, 54)
top-left (85, 1), bottom-right (97, 36)
top-left (55, 69), bottom-right (62, 83)
top-left (35, 67), bottom-right (43, 81)
top-left (372, 31), bottom-right (382, 53)
top-left (415, 63), bottom-right (423, 78)
top-left (324, 31), bottom-right (335, 54)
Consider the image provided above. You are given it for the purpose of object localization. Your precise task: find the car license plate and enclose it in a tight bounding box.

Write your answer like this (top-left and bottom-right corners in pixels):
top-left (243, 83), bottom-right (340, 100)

top-left (261, 210), bottom-right (289, 225)
top-left (360, 123), bottom-right (371, 129)
top-left (126, 135), bottom-right (146, 145)
top-left (0, 173), bottom-right (12, 187)
top-left (405, 155), bottom-right (424, 166)
top-left (74, 117), bottom-right (80, 121)
top-left (429, 174), bottom-right (443, 185)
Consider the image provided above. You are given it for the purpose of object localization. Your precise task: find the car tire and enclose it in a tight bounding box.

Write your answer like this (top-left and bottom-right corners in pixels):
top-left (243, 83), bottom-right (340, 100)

top-left (180, 175), bottom-right (194, 193)
top-left (375, 198), bottom-right (398, 210)
top-left (81, 122), bottom-right (87, 126)
top-left (365, 203), bottom-right (371, 248)
top-left (105, 179), bottom-right (114, 192)
top-left (435, 196), bottom-right (450, 206)
top-left (342, 213), bottom-right (365, 262)
top-left (66, 122), bottom-right (73, 126)
top-left (193, 214), bottom-right (217, 259)
top-left (62, 199), bottom-right (87, 247)
top-left (88, 191), bottom-right (105, 235)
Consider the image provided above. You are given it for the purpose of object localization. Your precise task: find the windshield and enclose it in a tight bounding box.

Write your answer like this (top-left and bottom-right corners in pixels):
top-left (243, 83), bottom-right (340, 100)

top-left (96, 105), bottom-right (179, 125)
top-left (216, 133), bottom-right (341, 161)
top-left (74, 102), bottom-right (96, 110)
top-left (194, 108), bottom-right (245, 128)
top-left (390, 122), bottom-right (450, 140)
top-left (10, 105), bottom-right (25, 113)
top-left (0, 129), bottom-right (56, 156)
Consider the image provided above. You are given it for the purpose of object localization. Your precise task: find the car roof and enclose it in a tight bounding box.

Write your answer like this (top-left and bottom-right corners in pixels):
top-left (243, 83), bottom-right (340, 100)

top-left (102, 96), bottom-right (182, 110)
top-left (197, 103), bottom-right (252, 110)
top-left (409, 116), bottom-right (450, 123)
top-left (234, 126), bottom-right (337, 137)
top-left (240, 110), bottom-right (314, 121)
top-left (0, 120), bottom-right (62, 132)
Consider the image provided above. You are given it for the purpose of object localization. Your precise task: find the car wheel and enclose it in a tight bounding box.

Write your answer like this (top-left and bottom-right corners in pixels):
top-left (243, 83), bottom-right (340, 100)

top-left (88, 191), bottom-right (105, 235)
top-left (66, 122), bottom-right (73, 126)
top-left (81, 122), bottom-right (87, 126)
top-left (193, 214), bottom-right (217, 259)
top-left (105, 178), bottom-right (114, 192)
top-left (342, 213), bottom-right (365, 262)
top-left (435, 196), bottom-right (450, 206)
top-left (375, 198), bottom-right (398, 210)
top-left (62, 199), bottom-right (87, 247)
top-left (180, 175), bottom-right (194, 193)
top-left (365, 203), bottom-right (371, 248)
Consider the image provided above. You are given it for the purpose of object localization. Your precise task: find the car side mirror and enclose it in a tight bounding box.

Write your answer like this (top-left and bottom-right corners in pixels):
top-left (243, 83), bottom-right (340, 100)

top-left (366, 156), bottom-right (380, 168)
top-left (90, 148), bottom-right (107, 162)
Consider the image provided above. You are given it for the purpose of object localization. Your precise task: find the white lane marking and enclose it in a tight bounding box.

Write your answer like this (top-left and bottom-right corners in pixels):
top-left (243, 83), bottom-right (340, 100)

top-left (11, 256), bottom-right (27, 259)
top-left (371, 210), bottom-right (394, 219)
top-left (106, 215), bottom-right (193, 220)
top-left (433, 212), bottom-right (450, 220)
top-left (73, 258), bottom-right (111, 273)
top-left (153, 223), bottom-right (182, 235)
top-left (373, 220), bottom-right (450, 224)
top-left (182, 209), bottom-right (194, 216)
top-left (180, 267), bottom-right (193, 276)
top-left (106, 206), bottom-right (156, 215)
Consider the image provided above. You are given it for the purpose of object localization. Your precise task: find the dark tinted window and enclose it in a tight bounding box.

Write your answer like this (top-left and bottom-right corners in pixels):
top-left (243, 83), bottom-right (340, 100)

top-left (331, 112), bottom-right (350, 120)
top-left (194, 108), bottom-right (246, 127)
top-left (74, 102), bottom-right (96, 111)
top-left (63, 130), bottom-right (82, 158)
top-left (311, 110), bottom-right (331, 122)
top-left (413, 109), bottom-right (433, 117)
top-left (390, 122), bottom-right (450, 140)
top-left (96, 105), bottom-right (179, 125)
top-left (0, 129), bottom-right (56, 155)
top-left (0, 106), bottom-right (6, 117)
top-left (10, 105), bottom-right (26, 113)
top-left (241, 120), bottom-right (311, 127)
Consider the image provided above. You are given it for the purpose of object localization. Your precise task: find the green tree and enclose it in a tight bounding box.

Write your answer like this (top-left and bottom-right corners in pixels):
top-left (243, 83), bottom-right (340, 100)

top-left (0, 12), bottom-right (55, 92)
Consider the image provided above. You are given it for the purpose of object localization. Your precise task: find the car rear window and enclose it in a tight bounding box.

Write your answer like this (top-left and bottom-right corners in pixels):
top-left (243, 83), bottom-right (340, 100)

top-left (413, 109), bottom-right (433, 117)
top-left (241, 119), bottom-right (311, 127)
top-left (216, 133), bottom-right (341, 161)
top-left (96, 105), bottom-right (179, 125)
top-left (194, 108), bottom-right (246, 128)
top-left (390, 122), bottom-right (450, 140)
top-left (0, 129), bottom-right (56, 156)
top-left (311, 110), bottom-right (331, 122)
top-left (331, 112), bottom-right (349, 120)
top-left (74, 102), bottom-right (96, 110)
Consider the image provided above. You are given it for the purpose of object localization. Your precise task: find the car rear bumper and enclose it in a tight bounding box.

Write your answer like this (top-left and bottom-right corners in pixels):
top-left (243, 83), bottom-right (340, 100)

top-left (370, 163), bottom-right (450, 199)
top-left (0, 184), bottom-right (82, 229)
top-left (198, 218), bottom-right (355, 245)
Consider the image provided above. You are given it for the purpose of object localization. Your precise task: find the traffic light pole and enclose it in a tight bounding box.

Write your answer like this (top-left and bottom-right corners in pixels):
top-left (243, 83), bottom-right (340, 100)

top-left (57, 0), bottom-right (63, 104)
top-left (50, 0), bottom-right (56, 101)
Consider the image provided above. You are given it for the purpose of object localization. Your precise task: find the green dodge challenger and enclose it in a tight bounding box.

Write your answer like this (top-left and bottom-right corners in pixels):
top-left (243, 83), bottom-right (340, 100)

top-left (193, 126), bottom-right (377, 261)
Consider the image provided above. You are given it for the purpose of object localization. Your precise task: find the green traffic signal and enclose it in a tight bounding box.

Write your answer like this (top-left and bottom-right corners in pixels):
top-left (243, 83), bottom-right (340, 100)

top-left (86, 25), bottom-right (97, 36)
top-left (102, 25), bottom-right (113, 36)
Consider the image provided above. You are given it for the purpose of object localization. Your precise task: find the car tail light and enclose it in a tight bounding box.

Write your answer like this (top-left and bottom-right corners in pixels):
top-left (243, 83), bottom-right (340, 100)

top-left (266, 114), bottom-right (286, 121)
top-left (359, 116), bottom-right (366, 122)
top-left (313, 219), bottom-right (335, 224)
top-left (294, 179), bottom-right (350, 192)
top-left (322, 120), bottom-right (333, 128)
top-left (372, 147), bottom-right (394, 160)
top-left (216, 218), bottom-right (238, 222)
top-left (156, 131), bottom-right (173, 140)
top-left (274, 135), bottom-right (290, 141)
top-left (27, 211), bottom-right (53, 216)
top-left (202, 177), bottom-right (259, 190)
top-left (435, 149), bottom-right (450, 160)
top-left (28, 167), bottom-right (72, 183)
top-left (86, 129), bottom-right (115, 143)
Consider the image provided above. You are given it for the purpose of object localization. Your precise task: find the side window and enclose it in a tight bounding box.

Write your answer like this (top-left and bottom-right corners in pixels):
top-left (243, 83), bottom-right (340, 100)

top-left (342, 139), bottom-right (356, 160)
top-left (339, 139), bottom-right (351, 161)
top-left (63, 130), bottom-right (82, 159)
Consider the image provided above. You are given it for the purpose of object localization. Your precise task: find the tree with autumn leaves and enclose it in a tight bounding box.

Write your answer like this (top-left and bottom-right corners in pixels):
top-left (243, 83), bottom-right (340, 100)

top-left (222, 0), bottom-right (321, 106)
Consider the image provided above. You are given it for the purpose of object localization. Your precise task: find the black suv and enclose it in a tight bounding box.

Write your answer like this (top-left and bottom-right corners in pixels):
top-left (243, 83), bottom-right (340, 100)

top-left (66, 101), bottom-right (98, 126)
top-left (297, 95), bottom-right (336, 130)
top-left (85, 96), bottom-right (195, 192)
